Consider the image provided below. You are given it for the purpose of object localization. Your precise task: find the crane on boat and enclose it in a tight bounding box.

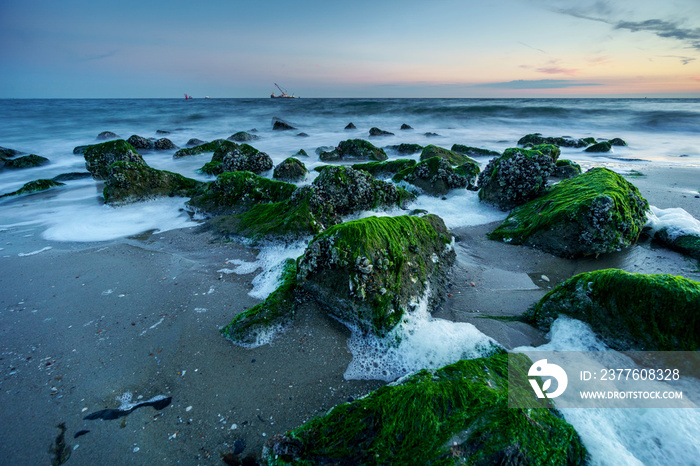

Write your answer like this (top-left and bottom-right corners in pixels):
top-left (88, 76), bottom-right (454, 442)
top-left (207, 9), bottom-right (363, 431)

top-left (270, 83), bottom-right (295, 98)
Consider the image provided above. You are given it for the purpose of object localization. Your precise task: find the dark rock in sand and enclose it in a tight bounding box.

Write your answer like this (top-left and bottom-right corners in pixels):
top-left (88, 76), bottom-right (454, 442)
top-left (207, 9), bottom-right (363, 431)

top-left (489, 167), bottom-right (649, 257)
top-left (387, 143), bottom-right (423, 155)
top-left (220, 144), bottom-right (273, 174)
top-left (83, 140), bottom-right (145, 180)
top-left (393, 156), bottom-right (477, 195)
top-left (518, 133), bottom-right (591, 148)
top-left (294, 149), bottom-right (308, 157)
top-left (96, 131), bottom-right (119, 141)
top-left (477, 147), bottom-right (557, 210)
top-left (1, 179), bottom-right (65, 198)
top-left (553, 159), bottom-right (582, 179)
top-left (52, 172), bottom-right (92, 182)
top-left (608, 137), bottom-right (627, 146)
top-left (525, 269), bottom-right (700, 351)
top-left (3, 154), bottom-right (50, 169)
top-left (186, 138), bottom-right (206, 147)
top-left (174, 139), bottom-right (236, 158)
top-left (344, 122), bottom-right (356, 130)
top-left (228, 131), bottom-right (259, 142)
top-left (273, 157), bottom-right (308, 182)
top-left (262, 352), bottom-right (586, 465)
top-left (154, 138), bottom-right (177, 150)
top-left (103, 161), bottom-right (203, 205)
top-left (272, 118), bottom-right (296, 131)
top-left (368, 127), bottom-right (394, 137)
top-left (400, 123), bottom-right (412, 130)
top-left (319, 139), bottom-right (388, 162)
top-left (352, 159), bottom-right (417, 178)
top-left (297, 214), bottom-right (455, 336)
top-left (584, 141), bottom-right (612, 153)
top-left (0, 146), bottom-right (25, 158)
top-left (451, 144), bottom-right (500, 157)
top-left (127, 135), bottom-right (155, 151)
top-left (420, 145), bottom-right (471, 166)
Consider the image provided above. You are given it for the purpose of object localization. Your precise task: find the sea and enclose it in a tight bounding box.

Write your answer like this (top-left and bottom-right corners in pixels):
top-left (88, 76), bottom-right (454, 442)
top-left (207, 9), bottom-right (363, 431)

top-left (1, 98), bottom-right (700, 465)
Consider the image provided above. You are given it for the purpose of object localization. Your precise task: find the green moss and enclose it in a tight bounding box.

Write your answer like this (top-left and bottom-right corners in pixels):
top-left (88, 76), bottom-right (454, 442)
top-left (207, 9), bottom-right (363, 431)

top-left (294, 149), bottom-right (308, 157)
top-left (3, 154), bottom-right (50, 169)
top-left (1, 179), bottom-right (65, 198)
top-left (528, 144), bottom-right (561, 161)
top-left (525, 269), bottom-right (700, 350)
top-left (273, 157), bottom-right (308, 181)
top-left (222, 259), bottom-right (298, 345)
top-left (83, 140), bottom-right (144, 180)
top-left (654, 230), bottom-right (700, 261)
top-left (393, 156), bottom-right (473, 195)
top-left (173, 139), bottom-right (236, 158)
top-left (489, 168), bottom-right (649, 257)
top-left (450, 144), bottom-right (499, 157)
top-left (419, 145), bottom-right (469, 165)
top-left (200, 160), bottom-right (222, 176)
top-left (320, 139), bottom-right (388, 162)
top-left (352, 159), bottom-right (417, 178)
top-left (264, 353), bottom-right (586, 465)
top-left (103, 161), bottom-right (203, 205)
top-left (584, 141), bottom-right (612, 153)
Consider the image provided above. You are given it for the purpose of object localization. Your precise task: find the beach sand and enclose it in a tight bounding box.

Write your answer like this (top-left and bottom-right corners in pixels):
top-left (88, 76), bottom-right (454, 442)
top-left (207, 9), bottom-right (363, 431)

top-left (1, 163), bottom-right (699, 464)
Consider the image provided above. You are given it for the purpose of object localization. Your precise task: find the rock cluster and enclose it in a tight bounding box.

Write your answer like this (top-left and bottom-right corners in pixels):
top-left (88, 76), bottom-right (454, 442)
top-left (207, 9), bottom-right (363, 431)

top-left (319, 139), bottom-right (388, 162)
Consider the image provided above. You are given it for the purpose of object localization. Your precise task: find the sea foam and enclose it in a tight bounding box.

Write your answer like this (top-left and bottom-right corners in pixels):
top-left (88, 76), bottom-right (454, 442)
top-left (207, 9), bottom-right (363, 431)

top-left (645, 205), bottom-right (700, 240)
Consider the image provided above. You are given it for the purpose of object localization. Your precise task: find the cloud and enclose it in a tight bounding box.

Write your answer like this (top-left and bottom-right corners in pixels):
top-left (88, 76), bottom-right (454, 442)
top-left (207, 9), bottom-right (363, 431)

top-left (660, 55), bottom-right (696, 65)
top-left (475, 79), bottom-right (602, 89)
top-left (518, 41), bottom-right (547, 54)
top-left (536, 66), bottom-right (580, 75)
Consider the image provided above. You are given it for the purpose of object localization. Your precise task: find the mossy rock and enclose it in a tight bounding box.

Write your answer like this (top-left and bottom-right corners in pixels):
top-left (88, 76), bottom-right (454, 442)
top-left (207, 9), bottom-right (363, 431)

top-left (103, 161), bottom-right (203, 205)
top-left (3, 154), bottom-right (50, 169)
top-left (297, 214), bottom-right (454, 336)
top-left (0, 146), bottom-right (25, 158)
top-left (96, 131), bottom-right (119, 141)
top-left (83, 140), bottom-right (145, 180)
top-left (319, 139), bottom-right (388, 162)
top-left (127, 135), bottom-right (155, 150)
top-left (351, 159), bottom-right (417, 178)
top-left (173, 139), bottom-right (236, 158)
top-left (368, 127), bottom-right (393, 137)
top-left (154, 138), bottom-right (177, 150)
top-left (451, 144), bottom-right (499, 157)
top-left (517, 133), bottom-right (590, 148)
top-left (273, 158), bottom-right (308, 182)
top-left (72, 145), bottom-right (89, 155)
top-left (1, 179), bottom-right (65, 198)
top-left (387, 143), bottom-right (424, 154)
top-left (393, 156), bottom-right (473, 195)
top-left (228, 131), bottom-right (259, 142)
top-left (220, 144), bottom-right (273, 174)
top-left (553, 159), bottom-right (582, 179)
top-left (525, 269), bottom-right (700, 350)
top-left (186, 138), bottom-right (205, 147)
top-left (477, 147), bottom-right (556, 210)
top-left (584, 141), bottom-right (612, 153)
top-left (489, 168), bottom-right (649, 257)
top-left (293, 149), bottom-right (308, 157)
top-left (222, 259), bottom-right (298, 346)
top-left (188, 171), bottom-right (296, 214)
top-left (608, 138), bottom-right (627, 146)
top-left (263, 352), bottom-right (586, 465)
top-left (419, 145), bottom-right (469, 166)
top-left (654, 230), bottom-right (700, 261)
top-left (528, 143), bottom-right (561, 161)
top-left (273, 118), bottom-right (296, 131)
top-left (200, 161), bottom-right (222, 176)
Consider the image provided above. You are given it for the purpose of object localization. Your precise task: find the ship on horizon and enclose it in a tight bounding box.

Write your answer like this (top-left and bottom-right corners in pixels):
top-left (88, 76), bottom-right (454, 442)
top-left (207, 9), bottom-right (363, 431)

top-left (270, 83), bottom-right (296, 98)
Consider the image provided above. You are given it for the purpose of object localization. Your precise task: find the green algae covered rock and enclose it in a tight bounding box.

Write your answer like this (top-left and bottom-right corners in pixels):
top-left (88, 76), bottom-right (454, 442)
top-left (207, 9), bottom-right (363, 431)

top-left (553, 159), bottom-right (582, 179)
top-left (188, 171), bottom-right (297, 215)
top-left (477, 147), bottom-right (557, 210)
top-left (386, 143), bottom-right (423, 154)
top-left (296, 214), bottom-right (454, 336)
top-left (655, 231), bottom-right (700, 261)
top-left (1, 179), bottom-right (65, 198)
top-left (220, 143), bottom-right (273, 174)
top-left (525, 269), bottom-right (700, 350)
top-left (222, 258), bottom-right (298, 346)
top-left (84, 140), bottom-right (145, 180)
top-left (228, 131), bottom-right (259, 142)
top-left (263, 352), bottom-right (586, 465)
top-left (489, 168), bottom-right (649, 257)
top-left (393, 156), bottom-right (474, 195)
top-left (273, 157), bottom-right (308, 182)
top-left (3, 154), bottom-right (50, 169)
top-left (319, 139), bottom-right (388, 162)
top-left (419, 145), bottom-right (470, 166)
top-left (451, 144), bottom-right (500, 157)
top-left (518, 133), bottom-right (591, 148)
top-left (584, 141), bottom-right (612, 153)
top-left (200, 161), bottom-right (222, 176)
top-left (103, 161), bottom-right (203, 205)
top-left (351, 159), bottom-right (417, 178)
top-left (173, 139), bottom-right (236, 158)
top-left (127, 135), bottom-right (155, 151)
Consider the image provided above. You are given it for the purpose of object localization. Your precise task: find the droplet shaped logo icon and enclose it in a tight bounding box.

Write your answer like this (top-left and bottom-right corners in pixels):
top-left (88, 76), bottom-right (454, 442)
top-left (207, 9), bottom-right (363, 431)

top-left (528, 359), bottom-right (568, 398)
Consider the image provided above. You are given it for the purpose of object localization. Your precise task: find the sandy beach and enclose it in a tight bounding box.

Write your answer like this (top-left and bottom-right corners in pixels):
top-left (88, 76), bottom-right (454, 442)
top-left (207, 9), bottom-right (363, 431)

top-left (2, 162), bottom-right (700, 465)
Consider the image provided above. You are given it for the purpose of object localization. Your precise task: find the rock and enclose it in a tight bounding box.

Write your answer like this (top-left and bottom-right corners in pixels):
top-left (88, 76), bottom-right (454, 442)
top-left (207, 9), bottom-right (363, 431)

top-left (272, 117), bottom-right (296, 131)
top-left (319, 139), bottom-right (388, 162)
top-left (451, 144), bottom-right (499, 157)
top-left (154, 138), bottom-right (177, 150)
top-left (73, 145), bottom-right (89, 155)
top-left (127, 135), bottom-right (155, 150)
top-left (424, 132), bottom-right (439, 137)
top-left (221, 259), bottom-right (298, 346)
top-left (368, 127), bottom-right (394, 137)
top-left (174, 139), bottom-right (236, 158)
top-left (103, 161), bottom-right (203, 205)
top-left (419, 145), bottom-right (470, 166)
top-left (608, 137), bottom-right (627, 146)
top-left (296, 132), bottom-right (309, 137)
top-left (52, 172), bottom-right (92, 182)
top-left (654, 230), bottom-right (700, 261)
top-left (0, 146), bottom-right (25, 158)
top-left (220, 144), bottom-right (273, 174)
top-left (315, 146), bottom-right (335, 155)
top-left (294, 149), bottom-right (308, 157)
top-left (584, 141), bottom-right (612, 153)
top-left (344, 122), bottom-right (357, 130)
top-left (96, 131), bottom-right (119, 141)
top-left (477, 147), bottom-right (557, 210)
top-left (352, 159), bottom-right (417, 178)
top-left (188, 171), bottom-right (296, 215)
top-left (529, 143), bottom-right (561, 160)
top-left (1, 179), bottom-right (65, 198)
top-left (83, 140), bottom-right (145, 180)
top-left (525, 269), bottom-right (700, 350)
top-left (517, 133), bottom-right (591, 148)
top-left (296, 214), bottom-right (455, 336)
top-left (3, 154), bottom-right (50, 169)
top-left (553, 159), bottom-right (582, 179)
top-left (393, 156), bottom-right (475, 195)
top-left (156, 129), bottom-right (170, 135)
top-left (186, 138), bottom-right (205, 147)
top-left (400, 123), bottom-right (412, 130)
top-left (262, 353), bottom-right (586, 465)
top-left (228, 131), bottom-right (259, 142)
top-left (488, 167), bottom-right (649, 257)
top-left (387, 143), bottom-right (423, 154)
top-left (273, 157), bottom-right (308, 182)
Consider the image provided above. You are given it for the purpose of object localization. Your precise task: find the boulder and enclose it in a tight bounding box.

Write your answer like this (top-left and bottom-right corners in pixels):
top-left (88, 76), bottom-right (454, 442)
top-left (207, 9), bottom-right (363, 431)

top-left (608, 138), bottom-right (627, 146)
top-left (424, 132), bottom-right (439, 137)
top-left (525, 269), bottom-right (700, 351)
top-left (174, 139), bottom-right (236, 158)
top-left (272, 117), bottom-right (296, 131)
top-left (0, 146), bottom-right (25, 158)
top-left (293, 149), bottom-right (308, 157)
top-left (103, 161), bottom-right (203, 205)
top-left (127, 135), bottom-right (155, 150)
top-left (154, 138), bottom-right (177, 150)
top-left (297, 214), bottom-right (455, 336)
top-left (387, 143), bottom-right (423, 154)
top-left (1, 179), bottom-right (65, 198)
top-left (369, 127), bottom-right (394, 137)
top-left (393, 156), bottom-right (475, 195)
top-left (262, 353), bottom-right (586, 465)
top-left (156, 129), bottom-right (171, 135)
top-left (419, 145), bottom-right (470, 166)
top-left (553, 159), bottom-right (582, 179)
top-left (73, 145), bottom-right (89, 155)
top-left (584, 141), bottom-right (612, 153)
top-left (315, 146), bottom-right (335, 155)
top-left (400, 123), bottom-right (412, 130)
top-left (296, 132), bottom-right (309, 137)
top-left (228, 131), bottom-right (259, 142)
top-left (220, 144), bottom-right (273, 174)
top-left (96, 131), bottom-right (119, 141)
top-left (3, 154), bottom-right (49, 169)
top-left (52, 172), bottom-right (92, 182)
top-left (489, 168), bottom-right (649, 257)
top-left (477, 147), bottom-right (556, 210)
top-left (344, 122), bottom-right (356, 130)
top-left (186, 138), bottom-right (205, 147)
top-left (273, 157), bottom-right (308, 182)
top-left (517, 133), bottom-right (591, 148)
top-left (451, 144), bottom-right (499, 157)
top-left (83, 140), bottom-right (145, 180)
top-left (352, 159), bottom-right (417, 178)
top-left (319, 139), bottom-right (388, 162)
top-left (647, 207), bottom-right (700, 261)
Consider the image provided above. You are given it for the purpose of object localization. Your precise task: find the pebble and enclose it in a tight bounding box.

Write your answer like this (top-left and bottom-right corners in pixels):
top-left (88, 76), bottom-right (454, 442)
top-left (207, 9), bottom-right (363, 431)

top-left (185, 406), bottom-right (192, 412)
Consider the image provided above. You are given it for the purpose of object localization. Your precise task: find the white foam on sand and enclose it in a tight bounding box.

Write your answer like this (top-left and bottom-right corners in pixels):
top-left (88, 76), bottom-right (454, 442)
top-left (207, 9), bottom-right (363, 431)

top-left (645, 205), bottom-right (700, 240)
top-left (344, 288), bottom-right (499, 382)
top-left (514, 317), bottom-right (700, 466)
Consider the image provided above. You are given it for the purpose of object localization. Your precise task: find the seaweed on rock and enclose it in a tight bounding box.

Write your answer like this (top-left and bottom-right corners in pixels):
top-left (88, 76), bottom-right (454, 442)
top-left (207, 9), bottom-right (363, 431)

top-left (319, 139), bottom-right (388, 162)
top-left (173, 139), bottom-right (237, 158)
top-left (393, 156), bottom-right (474, 195)
top-left (419, 145), bottom-right (471, 166)
top-left (103, 161), bottom-right (203, 205)
top-left (83, 140), bottom-right (145, 180)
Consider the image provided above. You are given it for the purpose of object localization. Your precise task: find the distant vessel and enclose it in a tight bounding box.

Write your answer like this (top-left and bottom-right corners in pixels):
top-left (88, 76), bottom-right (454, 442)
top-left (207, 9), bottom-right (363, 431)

top-left (184, 94), bottom-right (193, 100)
top-left (270, 83), bottom-right (295, 99)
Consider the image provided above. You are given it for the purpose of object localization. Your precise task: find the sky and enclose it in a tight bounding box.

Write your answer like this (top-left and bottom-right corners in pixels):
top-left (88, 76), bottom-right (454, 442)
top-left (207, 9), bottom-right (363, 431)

top-left (1, 0), bottom-right (699, 98)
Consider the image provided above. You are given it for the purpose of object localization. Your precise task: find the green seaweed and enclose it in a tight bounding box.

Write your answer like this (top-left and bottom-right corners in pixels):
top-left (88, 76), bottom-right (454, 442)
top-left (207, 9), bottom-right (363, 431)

top-left (173, 139), bottom-right (236, 158)
top-left (200, 160), bottom-right (222, 176)
top-left (320, 139), bottom-right (388, 162)
top-left (103, 161), bottom-right (203, 205)
top-left (351, 159), bottom-right (417, 178)
top-left (387, 143), bottom-right (424, 154)
top-left (83, 140), bottom-right (145, 180)
top-left (419, 145), bottom-right (469, 165)
top-left (584, 141), bottom-right (612, 153)
top-left (3, 154), bottom-right (50, 169)
top-left (273, 157), bottom-right (308, 181)
top-left (0, 179), bottom-right (65, 198)
top-left (524, 269), bottom-right (700, 350)
top-left (450, 144), bottom-right (500, 157)
top-left (393, 156), bottom-right (474, 195)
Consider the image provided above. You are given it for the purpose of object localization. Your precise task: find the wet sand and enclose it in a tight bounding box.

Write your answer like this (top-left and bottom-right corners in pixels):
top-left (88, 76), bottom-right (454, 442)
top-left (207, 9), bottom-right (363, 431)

top-left (1, 162), bottom-right (700, 464)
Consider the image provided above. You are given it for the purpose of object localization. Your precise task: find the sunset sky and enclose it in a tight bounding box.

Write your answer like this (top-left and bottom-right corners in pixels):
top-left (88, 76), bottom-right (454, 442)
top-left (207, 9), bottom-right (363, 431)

top-left (1, 0), bottom-right (699, 98)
